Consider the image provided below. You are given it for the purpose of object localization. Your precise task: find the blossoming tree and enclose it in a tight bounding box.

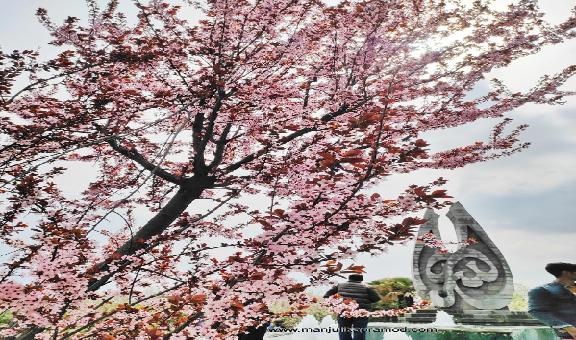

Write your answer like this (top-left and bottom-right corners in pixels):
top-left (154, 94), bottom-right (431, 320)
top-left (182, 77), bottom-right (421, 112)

top-left (0, 0), bottom-right (574, 338)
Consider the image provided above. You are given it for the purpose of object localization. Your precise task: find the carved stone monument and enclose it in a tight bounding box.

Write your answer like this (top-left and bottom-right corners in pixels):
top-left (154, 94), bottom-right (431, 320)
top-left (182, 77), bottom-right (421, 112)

top-left (413, 202), bottom-right (513, 311)
top-left (400, 202), bottom-right (542, 325)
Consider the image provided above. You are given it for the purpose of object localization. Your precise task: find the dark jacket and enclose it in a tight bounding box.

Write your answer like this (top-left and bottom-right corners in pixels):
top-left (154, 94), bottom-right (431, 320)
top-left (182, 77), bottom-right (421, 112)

top-left (528, 282), bottom-right (576, 329)
top-left (323, 280), bottom-right (381, 310)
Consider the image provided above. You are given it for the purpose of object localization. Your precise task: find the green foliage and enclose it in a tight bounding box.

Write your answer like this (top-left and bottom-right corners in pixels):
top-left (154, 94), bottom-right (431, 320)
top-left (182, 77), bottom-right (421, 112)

top-left (273, 315), bottom-right (302, 329)
top-left (267, 299), bottom-right (291, 314)
top-left (368, 277), bottom-right (415, 310)
top-left (305, 301), bottom-right (334, 322)
top-left (0, 310), bottom-right (13, 325)
top-left (508, 284), bottom-right (528, 311)
top-left (267, 296), bottom-right (335, 328)
top-left (267, 299), bottom-right (298, 328)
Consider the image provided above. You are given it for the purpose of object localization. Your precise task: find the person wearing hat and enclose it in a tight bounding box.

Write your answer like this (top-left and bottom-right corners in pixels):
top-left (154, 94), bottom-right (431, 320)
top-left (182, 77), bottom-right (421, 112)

top-left (323, 274), bottom-right (381, 340)
top-left (528, 262), bottom-right (576, 339)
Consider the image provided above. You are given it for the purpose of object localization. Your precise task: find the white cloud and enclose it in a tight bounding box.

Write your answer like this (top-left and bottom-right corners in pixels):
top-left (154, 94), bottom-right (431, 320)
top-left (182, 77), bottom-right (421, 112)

top-left (455, 152), bottom-right (576, 195)
top-left (491, 228), bottom-right (576, 287)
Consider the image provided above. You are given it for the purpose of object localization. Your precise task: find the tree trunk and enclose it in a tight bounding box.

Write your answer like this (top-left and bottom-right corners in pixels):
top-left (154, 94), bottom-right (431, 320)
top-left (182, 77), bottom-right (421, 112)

top-left (88, 176), bottom-right (212, 291)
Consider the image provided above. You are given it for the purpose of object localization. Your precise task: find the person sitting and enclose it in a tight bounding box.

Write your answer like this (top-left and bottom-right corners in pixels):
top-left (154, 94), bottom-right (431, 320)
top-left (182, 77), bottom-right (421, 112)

top-left (528, 262), bottom-right (576, 339)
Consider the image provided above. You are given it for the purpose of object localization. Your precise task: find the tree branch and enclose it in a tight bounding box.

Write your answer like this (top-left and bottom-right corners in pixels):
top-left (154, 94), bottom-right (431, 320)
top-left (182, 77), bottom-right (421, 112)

top-left (223, 103), bottom-right (352, 173)
top-left (104, 135), bottom-right (183, 185)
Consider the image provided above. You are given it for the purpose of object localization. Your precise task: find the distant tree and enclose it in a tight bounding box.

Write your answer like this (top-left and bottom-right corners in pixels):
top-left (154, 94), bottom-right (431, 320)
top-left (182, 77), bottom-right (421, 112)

top-left (0, 0), bottom-right (575, 339)
top-left (268, 296), bottom-right (333, 328)
top-left (0, 310), bottom-right (12, 326)
top-left (508, 283), bottom-right (529, 311)
top-left (369, 277), bottom-right (415, 310)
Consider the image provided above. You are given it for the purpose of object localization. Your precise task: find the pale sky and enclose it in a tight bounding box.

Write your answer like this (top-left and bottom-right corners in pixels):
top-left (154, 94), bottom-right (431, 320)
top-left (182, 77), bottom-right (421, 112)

top-left (1, 1), bottom-right (575, 296)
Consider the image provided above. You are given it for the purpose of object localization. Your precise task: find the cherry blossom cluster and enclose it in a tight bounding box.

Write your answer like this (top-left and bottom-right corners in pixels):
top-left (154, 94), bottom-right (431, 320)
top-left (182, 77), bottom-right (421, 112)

top-left (323, 294), bottom-right (431, 318)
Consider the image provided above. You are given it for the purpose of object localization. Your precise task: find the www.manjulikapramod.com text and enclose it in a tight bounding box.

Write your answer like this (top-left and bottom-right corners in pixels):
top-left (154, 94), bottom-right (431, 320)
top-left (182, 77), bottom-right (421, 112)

top-left (267, 326), bottom-right (439, 333)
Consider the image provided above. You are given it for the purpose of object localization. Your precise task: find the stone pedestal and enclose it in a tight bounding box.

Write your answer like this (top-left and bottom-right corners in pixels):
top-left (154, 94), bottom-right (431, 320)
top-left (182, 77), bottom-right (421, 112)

top-left (397, 309), bottom-right (543, 326)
